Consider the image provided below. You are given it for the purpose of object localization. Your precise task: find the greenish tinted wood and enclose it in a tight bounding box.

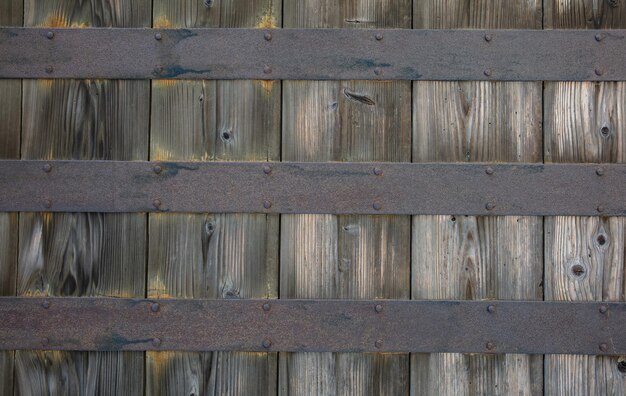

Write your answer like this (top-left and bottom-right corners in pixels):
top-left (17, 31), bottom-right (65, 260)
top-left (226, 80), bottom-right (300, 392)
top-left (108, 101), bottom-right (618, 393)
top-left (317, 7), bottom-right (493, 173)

top-left (544, 3), bottom-right (626, 392)
top-left (0, 1), bottom-right (22, 394)
top-left (15, 2), bottom-right (150, 395)
top-left (412, 1), bottom-right (543, 395)
top-left (281, 2), bottom-right (411, 395)
top-left (147, 1), bottom-right (280, 394)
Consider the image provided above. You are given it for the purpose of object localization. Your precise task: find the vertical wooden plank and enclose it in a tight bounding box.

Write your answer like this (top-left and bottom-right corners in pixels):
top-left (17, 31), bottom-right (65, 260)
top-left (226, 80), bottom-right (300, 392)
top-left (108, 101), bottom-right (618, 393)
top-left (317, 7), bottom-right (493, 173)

top-left (0, 1), bottom-right (23, 395)
top-left (15, 1), bottom-right (150, 395)
top-left (544, 2), bottom-right (626, 393)
top-left (147, 1), bottom-right (280, 394)
top-left (412, 1), bottom-right (543, 395)
top-left (281, 2), bottom-right (412, 394)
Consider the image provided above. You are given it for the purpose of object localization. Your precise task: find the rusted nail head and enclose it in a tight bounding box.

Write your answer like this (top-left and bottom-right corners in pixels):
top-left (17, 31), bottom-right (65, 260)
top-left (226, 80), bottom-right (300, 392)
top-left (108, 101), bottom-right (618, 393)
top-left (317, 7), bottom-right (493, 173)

top-left (375, 339), bottom-right (383, 349)
top-left (45, 66), bottom-right (54, 74)
top-left (42, 300), bottom-right (51, 309)
top-left (599, 343), bottom-right (609, 352)
top-left (43, 199), bottom-right (52, 209)
top-left (151, 303), bottom-right (160, 313)
top-left (486, 342), bottom-right (495, 350)
top-left (484, 69), bottom-right (492, 77)
top-left (153, 199), bottom-right (162, 209)
top-left (43, 163), bottom-right (52, 173)
top-left (46, 31), bottom-right (54, 39)
top-left (153, 165), bottom-right (162, 174)
top-left (487, 305), bottom-right (496, 313)
top-left (375, 304), bottom-right (383, 313)
top-left (155, 32), bottom-right (162, 41)
top-left (486, 202), bottom-right (496, 211)
top-left (596, 167), bottom-right (605, 176)
top-left (262, 338), bottom-right (272, 349)
top-left (373, 202), bottom-right (382, 211)
top-left (595, 68), bottom-right (604, 76)
top-left (484, 33), bottom-right (492, 42)
top-left (263, 66), bottom-right (272, 74)
top-left (375, 33), bottom-right (383, 41)
top-left (264, 32), bottom-right (272, 41)
top-left (262, 302), bottom-right (271, 311)
top-left (373, 167), bottom-right (383, 176)
top-left (599, 304), bottom-right (608, 314)
top-left (263, 165), bottom-right (272, 174)
top-left (485, 167), bottom-right (495, 175)
top-left (374, 67), bottom-right (383, 76)
top-left (152, 337), bottom-right (162, 347)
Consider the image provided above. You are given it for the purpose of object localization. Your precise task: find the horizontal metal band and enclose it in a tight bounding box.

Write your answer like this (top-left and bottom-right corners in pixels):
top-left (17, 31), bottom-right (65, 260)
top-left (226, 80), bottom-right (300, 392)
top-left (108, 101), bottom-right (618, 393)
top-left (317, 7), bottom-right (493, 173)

top-left (0, 297), bottom-right (622, 354)
top-left (0, 160), bottom-right (624, 215)
top-left (0, 28), bottom-right (624, 80)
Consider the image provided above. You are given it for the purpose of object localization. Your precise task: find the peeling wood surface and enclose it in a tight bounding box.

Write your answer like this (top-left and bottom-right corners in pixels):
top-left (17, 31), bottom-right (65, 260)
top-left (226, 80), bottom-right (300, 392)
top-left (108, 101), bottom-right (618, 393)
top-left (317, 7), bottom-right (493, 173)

top-left (411, 1), bottom-right (543, 395)
top-left (281, 1), bottom-right (411, 395)
top-left (14, 1), bottom-right (150, 395)
top-left (544, 2), bottom-right (626, 393)
top-left (147, 1), bottom-right (280, 395)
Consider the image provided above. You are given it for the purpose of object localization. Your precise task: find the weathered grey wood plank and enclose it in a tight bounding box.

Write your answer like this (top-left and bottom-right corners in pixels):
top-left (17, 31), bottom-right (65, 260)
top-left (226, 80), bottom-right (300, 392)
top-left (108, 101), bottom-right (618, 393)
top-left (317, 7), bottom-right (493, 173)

top-left (412, 1), bottom-right (543, 395)
top-left (0, 1), bottom-right (22, 394)
top-left (147, 1), bottom-right (281, 394)
top-left (281, 1), bottom-right (411, 394)
top-left (15, 1), bottom-right (150, 395)
top-left (544, 3), bottom-right (626, 392)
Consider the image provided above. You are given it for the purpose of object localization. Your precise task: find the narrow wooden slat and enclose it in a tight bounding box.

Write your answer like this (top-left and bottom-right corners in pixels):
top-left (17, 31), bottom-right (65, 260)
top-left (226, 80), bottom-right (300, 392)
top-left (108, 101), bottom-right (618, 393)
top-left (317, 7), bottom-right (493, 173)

top-left (147, 1), bottom-right (280, 394)
top-left (281, 1), bottom-right (412, 394)
top-left (0, 1), bottom-right (22, 394)
top-left (412, 1), bottom-right (543, 395)
top-left (544, 2), bottom-right (626, 392)
top-left (14, 1), bottom-right (150, 394)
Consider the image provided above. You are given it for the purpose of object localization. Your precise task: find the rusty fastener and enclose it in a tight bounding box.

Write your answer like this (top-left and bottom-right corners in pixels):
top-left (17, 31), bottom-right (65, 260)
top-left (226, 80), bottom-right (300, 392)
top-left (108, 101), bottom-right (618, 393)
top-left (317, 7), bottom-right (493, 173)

top-left (153, 199), bottom-right (162, 209)
top-left (599, 304), bottom-right (608, 314)
top-left (155, 32), bottom-right (162, 41)
top-left (595, 33), bottom-right (605, 42)
top-left (485, 202), bottom-right (496, 211)
top-left (46, 31), bottom-right (54, 39)
top-left (596, 167), bottom-right (605, 176)
top-left (485, 167), bottom-right (494, 175)
top-left (484, 33), bottom-right (492, 42)
top-left (263, 165), bottom-right (272, 174)
top-left (43, 199), bottom-right (52, 209)
top-left (42, 300), bottom-right (51, 309)
top-left (264, 66), bottom-right (272, 74)
top-left (153, 165), bottom-right (162, 174)
top-left (484, 69), bottom-right (492, 77)
top-left (152, 338), bottom-right (162, 347)
top-left (597, 205), bottom-right (605, 213)
top-left (486, 342), bottom-right (495, 351)
top-left (375, 304), bottom-right (383, 313)
top-left (262, 302), bottom-right (271, 311)
top-left (264, 32), bottom-right (272, 41)
top-left (373, 167), bottom-right (383, 176)
top-left (599, 343), bottom-right (609, 352)
top-left (375, 33), bottom-right (383, 41)
top-left (151, 303), bottom-right (160, 313)
top-left (263, 200), bottom-right (272, 209)
top-left (43, 163), bottom-right (52, 173)
top-left (373, 202), bottom-right (382, 211)
top-left (262, 338), bottom-right (272, 349)
top-left (595, 68), bottom-right (604, 76)
top-left (374, 339), bottom-right (383, 348)
top-left (487, 305), bottom-right (496, 313)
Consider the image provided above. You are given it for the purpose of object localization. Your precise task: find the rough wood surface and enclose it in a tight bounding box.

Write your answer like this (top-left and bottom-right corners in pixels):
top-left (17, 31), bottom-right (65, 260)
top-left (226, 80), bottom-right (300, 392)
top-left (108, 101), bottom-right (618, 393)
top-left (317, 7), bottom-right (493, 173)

top-left (281, 2), bottom-right (411, 395)
top-left (0, 1), bottom-right (22, 394)
top-left (147, 1), bottom-right (281, 395)
top-left (544, 3), bottom-right (626, 392)
top-left (15, 1), bottom-right (150, 395)
top-left (412, 1), bottom-right (543, 395)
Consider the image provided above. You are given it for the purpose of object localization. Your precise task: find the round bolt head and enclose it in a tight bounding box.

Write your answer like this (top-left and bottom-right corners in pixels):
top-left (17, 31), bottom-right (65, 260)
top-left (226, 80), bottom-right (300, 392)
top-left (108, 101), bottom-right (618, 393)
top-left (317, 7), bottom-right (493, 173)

top-left (373, 202), bottom-right (382, 211)
top-left (486, 342), bottom-right (495, 350)
top-left (595, 68), bottom-right (604, 76)
top-left (595, 33), bottom-right (605, 42)
top-left (151, 303), bottom-right (160, 313)
top-left (484, 34), bottom-right (492, 42)
top-left (154, 66), bottom-right (164, 75)
top-left (375, 339), bottom-right (383, 349)
top-left (596, 167), bottom-right (605, 176)
top-left (46, 31), bottom-right (54, 39)
top-left (153, 199), bottom-right (162, 209)
top-left (487, 305), bottom-right (496, 313)
top-left (599, 304), bottom-right (608, 314)
top-left (43, 199), bottom-right (52, 209)
top-left (155, 32), bottom-right (162, 40)
top-left (45, 66), bottom-right (54, 74)
top-left (263, 66), bottom-right (272, 74)
top-left (375, 33), bottom-right (383, 41)
top-left (153, 165), bottom-right (162, 174)
top-left (484, 69), bottom-right (492, 77)
top-left (42, 300), bottom-right (51, 309)
top-left (262, 302), bottom-right (271, 311)
top-left (485, 167), bottom-right (495, 175)
top-left (43, 163), bottom-right (52, 173)
top-left (597, 205), bottom-right (605, 213)
top-left (374, 67), bottom-right (383, 76)
top-left (599, 343), bottom-right (609, 352)
top-left (263, 165), bottom-right (272, 174)
top-left (263, 200), bottom-right (272, 209)
top-left (375, 304), bottom-right (383, 313)
top-left (485, 202), bottom-right (496, 211)
top-left (152, 338), bottom-right (162, 347)
top-left (262, 338), bottom-right (272, 349)
top-left (264, 32), bottom-right (272, 41)
top-left (373, 167), bottom-right (383, 176)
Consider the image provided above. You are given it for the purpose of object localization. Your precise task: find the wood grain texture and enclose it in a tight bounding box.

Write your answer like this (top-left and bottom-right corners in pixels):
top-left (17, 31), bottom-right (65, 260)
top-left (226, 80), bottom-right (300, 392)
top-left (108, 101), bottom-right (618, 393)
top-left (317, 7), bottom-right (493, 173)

top-left (281, 2), bottom-right (411, 394)
top-left (15, 2), bottom-right (150, 395)
top-left (544, 2), bottom-right (626, 394)
top-left (412, 1), bottom-right (543, 395)
top-left (0, 1), bottom-right (22, 394)
top-left (147, 1), bottom-right (281, 394)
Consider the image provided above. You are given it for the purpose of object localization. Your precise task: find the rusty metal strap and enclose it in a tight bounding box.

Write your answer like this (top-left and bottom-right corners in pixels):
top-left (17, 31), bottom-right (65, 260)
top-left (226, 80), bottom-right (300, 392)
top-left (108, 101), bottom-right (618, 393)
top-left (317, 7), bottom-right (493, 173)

top-left (0, 160), bottom-right (624, 215)
top-left (0, 297), bottom-right (622, 354)
top-left (0, 28), bottom-right (625, 80)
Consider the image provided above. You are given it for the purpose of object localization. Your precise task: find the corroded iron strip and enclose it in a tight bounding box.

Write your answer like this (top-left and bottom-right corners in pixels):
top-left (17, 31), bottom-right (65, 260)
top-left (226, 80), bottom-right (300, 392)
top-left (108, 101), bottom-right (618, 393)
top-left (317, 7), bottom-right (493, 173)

top-left (0, 160), bottom-right (624, 215)
top-left (0, 297), bottom-right (622, 354)
top-left (0, 28), bottom-right (624, 80)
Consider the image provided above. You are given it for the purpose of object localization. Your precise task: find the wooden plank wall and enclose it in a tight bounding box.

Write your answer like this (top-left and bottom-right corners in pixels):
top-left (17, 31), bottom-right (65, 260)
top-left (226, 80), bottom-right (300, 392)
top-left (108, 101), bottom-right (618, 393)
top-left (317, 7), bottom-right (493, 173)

top-left (544, 0), bottom-right (626, 394)
top-left (0, 0), bottom-right (625, 395)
